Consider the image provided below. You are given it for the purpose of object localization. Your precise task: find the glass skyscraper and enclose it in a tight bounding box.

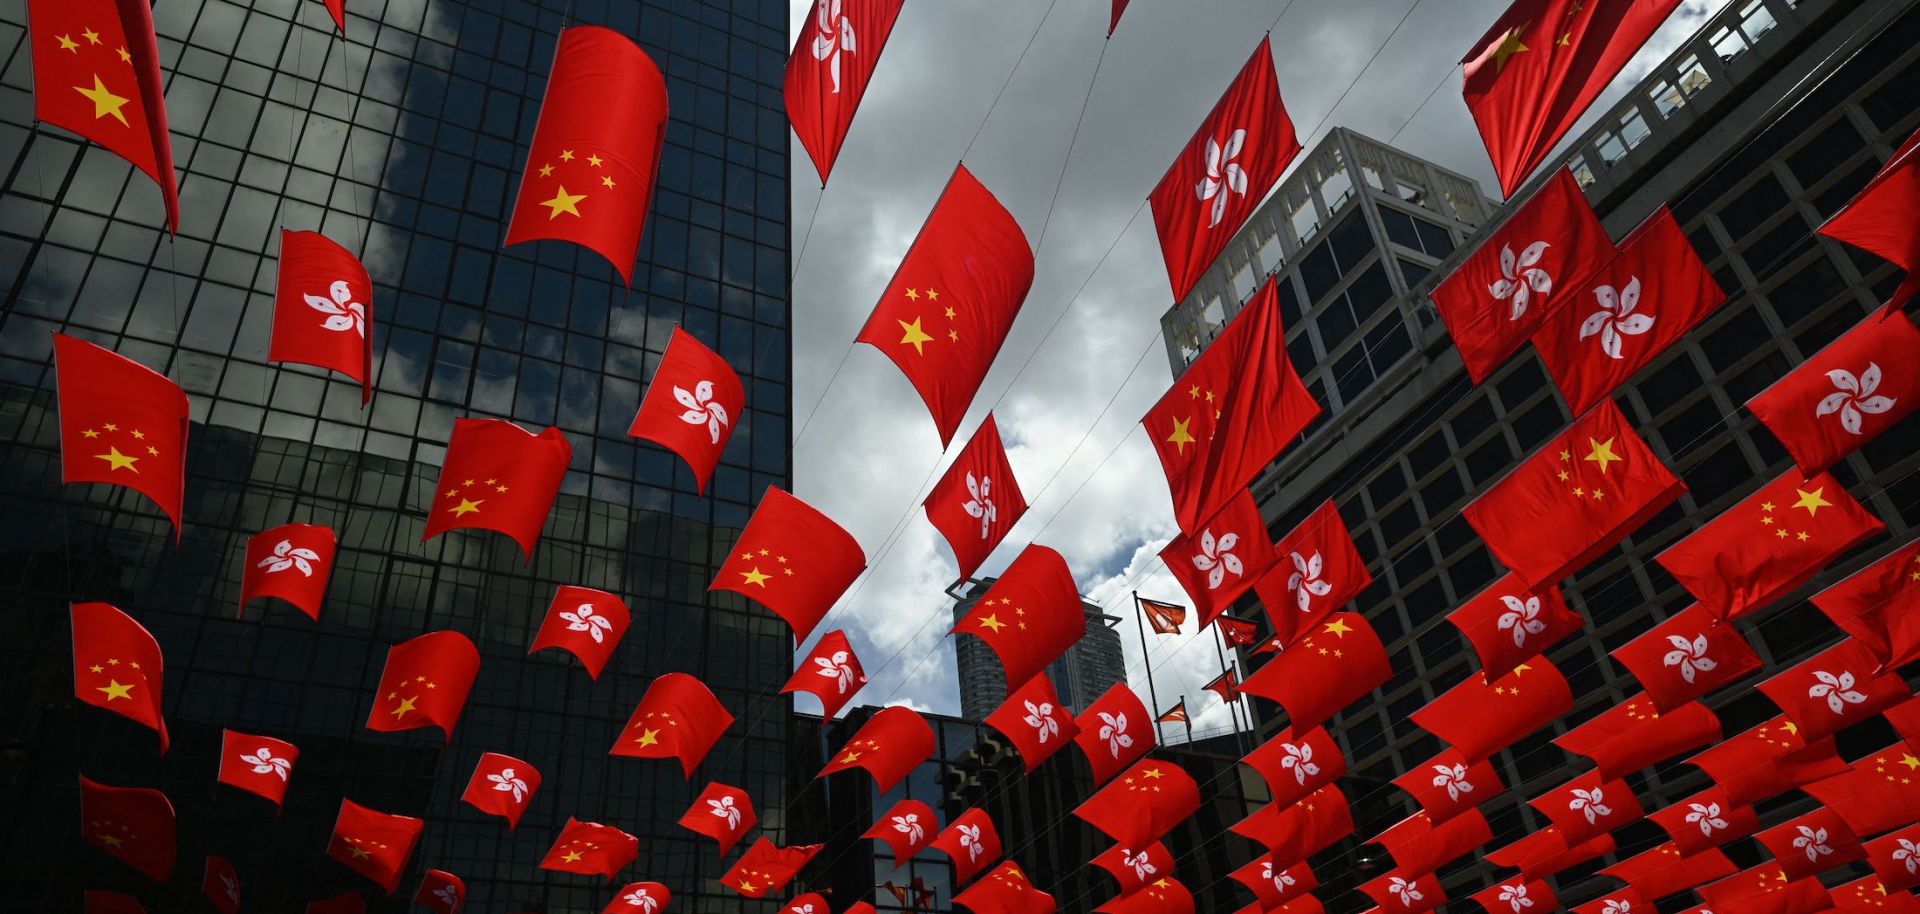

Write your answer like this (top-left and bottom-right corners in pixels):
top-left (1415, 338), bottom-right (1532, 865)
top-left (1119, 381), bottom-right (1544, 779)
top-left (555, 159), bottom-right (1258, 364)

top-left (0, 0), bottom-right (793, 910)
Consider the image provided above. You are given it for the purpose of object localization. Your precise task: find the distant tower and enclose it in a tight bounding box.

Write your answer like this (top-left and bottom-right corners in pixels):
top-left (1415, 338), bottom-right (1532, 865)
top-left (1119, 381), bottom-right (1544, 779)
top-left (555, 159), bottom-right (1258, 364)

top-left (952, 579), bottom-right (1126, 720)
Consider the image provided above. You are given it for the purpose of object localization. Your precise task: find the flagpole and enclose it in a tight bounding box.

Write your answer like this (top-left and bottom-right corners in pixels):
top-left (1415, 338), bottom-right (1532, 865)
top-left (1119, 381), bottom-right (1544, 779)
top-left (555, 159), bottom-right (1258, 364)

top-left (1132, 592), bottom-right (1167, 746)
top-left (1181, 694), bottom-right (1192, 742)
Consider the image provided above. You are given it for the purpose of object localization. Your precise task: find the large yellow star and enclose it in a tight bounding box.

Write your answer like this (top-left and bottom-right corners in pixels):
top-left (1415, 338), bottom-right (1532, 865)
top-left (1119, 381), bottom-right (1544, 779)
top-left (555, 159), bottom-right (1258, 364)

top-left (94, 446), bottom-right (140, 472)
top-left (636, 728), bottom-right (660, 747)
top-left (740, 566), bottom-right (771, 587)
top-left (97, 833), bottom-right (124, 847)
top-left (449, 498), bottom-right (484, 517)
top-left (1902, 754), bottom-right (1920, 771)
top-left (391, 695), bottom-right (419, 719)
top-left (978, 614), bottom-right (1006, 634)
top-left (1165, 417), bottom-right (1197, 454)
top-left (540, 185), bottom-right (586, 219)
top-left (96, 679), bottom-right (134, 701)
top-left (348, 844), bottom-right (371, 859)
top-left (75, 75), bottom-right (131, 126)
top-left (738, 879), bottom-right (759, 894)
top-left (1322, 618), bottom-right (1354, 637)
top-left (561, 850), bottom-right (584, 862)
top-left (1491, 24), bottom-right (1529, 70)
top-left (1792, 486), bottom-right (1833, 517)
top-left (897, 317), bottom-right (934, 355)
top-left (1142, 767), bottom-right (1164, 779)
top-left (1583, 437), bottom-right (1622, 474)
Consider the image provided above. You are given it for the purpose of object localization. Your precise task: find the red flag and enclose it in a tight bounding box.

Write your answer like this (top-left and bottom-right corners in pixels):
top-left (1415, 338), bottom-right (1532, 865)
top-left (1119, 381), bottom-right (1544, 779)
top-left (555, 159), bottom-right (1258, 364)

top-left (1160, 491), bottom-right (1277, 627)
top-left (1754, 806), bottom-right (1864, 880)
top-left (1149, 37), bottom-right (1300, 302)
top-left (1230, 858), bottom-right (1315, 910)
top-left (326, 798), bottom-right (422, 892)
top-left (505, 26), bottom-right (668, 283)
top-left (201, 856), bottom-right (238, 914)
top-left (785, 0), bottom-right (905, 183)
top-left (1488, 829), bottom-right (1614, 880)
top-left (85, 891), bottom-right (145, 914)
top-left (1092, 841), bottom-right (1174, 897)
top-left (720, 837), bottom-right (821, 899)
top-left (1241, 613), bottom-right (1390, 733)
top-left (305, 893), bottom-right (364, 914)
top-left (856, 167), bottom-right (1035, 446)
top-left (605, 883), bottom-right (670, 914)
top-left (1143, 277), bottom-right (1319, 533)
top-left (1393, 749), bottom-right (1504, 824)
top-left (80, 776), bottom-right (173, 882)
top-left (1698, 865), bottom-right (1833, 914)
top-left (1410, 659), bottom-right (1572, 762)
top-left (1464, 399), bottom-right (1683, 587)
top-left (985, 674), bottom-right (1079, 772)
top-left (1749, 311), bottom-right (1920, 475)
top-left (1529, 771), bottom-right (1643, 846)
top-left (1074, 758), bottom-right (1201, 849)
top-left (1647, 786), bottom-right (1760, 856)
top-left (26, 0), bottom-right (178, 228)
top-left (1757, 639), bottom-right (1910, 740)
top-left (1157, 700), bottom-right (1189, 724)
top-left (783, 894), bottom-right (830, 914)
top-left (818, 705), bottom-right (936, 792)
top-left (1138, 596), bottom-right (1187, 635)
top-left (528, 585), bottom-right (629, 680)
top-left (1231, 785), bottom-right (1352, 863)
top-left (1254, 500), bottom-right (1371, 649)
top-left (863, 799), bottom-right (937, 865)
top-left (1108, 0), bottom-right (1129, 35)
top-left (365, 630), bottom-right (479, 740)
top-left (951, 544), bottom-right (1084, 691)
top-left (1075, 683), bottom-right (1155, 784)
top-left (627, 327), bottom-right (744, 494)
top-left (1598, 843), bottom-right (1736, 901)
top-left (709, 485), bottom-right (866, 643)
top-left (1552, 695), bottom-right (1719, 780)
top-left (1865, 823), bottom-right (1920, 891)
top-left (1658, 470), bottom-right (1884, 622)
top-left (216, 729), bottom-right (297, 808)
top-left (954, 861), bottom-right (1056, 914)
top-left (1570, 889), bottom-right (1643, 914)
top-left (925, 414), bottom-right (1029, 578)
top-left (71, 602), bottom-right (168, 752)
top-left (1375, 808), bottom-right (1493, 876)
top-left (1095, 877), bottom-right (1194, 914)
top-left (540, 817), bottom-right (639, 882)
top-left (1204, 668), bottom-right (1243, 704)
top-left (610, 672), bottom-right (734, 776)
top-left (1815, 540), bottom-right (1920, 672)
top-left (784, 629), bottom-right (868, 720)
top-left (315, 0), bottom-right (346, 32)
top-left (931, 808), bottom-right (1001, 887)
top-left (1687, 715), bottom-right (1848, 807)
top-left (414, 870), bottom-right (465, 914)
top-left (1833, 876), bottom-right (1920, 914)
top-left (421, 418), bottom-right (572, 558)
top-left (1242, 727), bottom-right (1345, 806)
top-left (1892, 696), bottom-right (1920, 754)
top-left (1473, 879), bottom-right (1555, 914)
top-left (1216, 613), bottom-right (1260, 647)
top-left (1461, 0), bottom-right (1684, 196)
top-left (240, 524), bottom-right (336, 621)
top-left (1359, 871), bottom-right (1443, 914)
top-left (53, 334), bottom-right (190, 537)
top-left (1804, 741), bottom-right (1920, 836)
top-left (459, 752), bottom-right (540, 829)
top-left (1446, 575), bottom-right (1583, 680)
top-left (270, 230), bottom-right (373, 401)
top-left (1611, 602), bottom-right (1760, 711)
top-left (678, 782), bottom-right (755, 857)
top-left (1820, 128), bottom-right (1920, 311)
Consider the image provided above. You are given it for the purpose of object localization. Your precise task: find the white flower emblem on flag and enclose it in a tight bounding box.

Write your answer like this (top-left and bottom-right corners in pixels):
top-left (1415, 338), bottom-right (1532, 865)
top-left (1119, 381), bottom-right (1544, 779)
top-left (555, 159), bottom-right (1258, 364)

top-left (962, 472), bottom-right (997, 539)
top-left (1279, 741), bottom-right (1319, 785)
top-left (1122, 848), bottom-right (1158, 880)
top-left (791, 904), bottom-right (816, 914)
top-left (1022, 700), bottom-right (1060, 743)
top-left (1792, 824), bottom-right (1833, 861)
top-left (958, 823), bottom-right (983, 861)
top-left (1491, 241), bottom-right (1553, 321)
top-left (810, 0), bottom-right (855, 93)
top-left (1663, 634), bottom-right (1717, 684)
top-left (892, 812), bottom-right (924, 843)
top-left (623, 888), bottom-right (658, 912)
top-left (1287, 551), bottom-right (1332, 613)
top-left (1192, 527), bottom-right (1244, 590)
top-left (1685, 801), bottom-right (1728, 836)
top-left (674, 380), bottom-right (729, 445)
top-left (813, 650), bottom-right (859, 694)
top-left (242, 746), bottom-right (292, 780)
top-left (1261, 861), bottom-right (1294, 891)
top-left (1568, 785), bottom-right (1611, 824)
top-left (1603, 900), bottom-right (1632, 914)
top-left (1894, 838), bottom-right (1920, 874)
top-left (560, 603), bottom-right (614, 643)
top-left (1809, 669), bottom-right (1868, 714)
top-left (487, 767), bottom-right (529, 804)
top-left (1097, 712), bottom-right (1134, 758)
top-left (306, 279), bottom-right (367, 337)
top-left (1389, 876), bottom-right (1423, 906)
top-left (1817, 364), bottom-right (1896, 435)
top-left (1579, 276), bottom-right (1655, 359)
top-left (220, 873), bottom-right (240, 903)
top-left (1496, 594), bottom-right (1546, 648)
top-left (708, 795), bottom-right (742, 829)
top-left (1431, 762), bottom-right (1473, 802)
top-left (257, 539), bottom-right (320, 576)
top-left (1498, 883), bottom-right (1532, 913)
top-left (433, 883), bottom-right (460, 909)
top-left (1196, 129), bottom-right (1249, 228)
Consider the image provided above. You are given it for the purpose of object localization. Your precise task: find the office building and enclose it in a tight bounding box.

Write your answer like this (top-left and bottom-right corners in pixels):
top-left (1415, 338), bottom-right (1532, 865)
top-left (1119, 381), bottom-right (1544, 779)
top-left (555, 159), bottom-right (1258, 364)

top-left (950, 578), bottom-right (1126, 722)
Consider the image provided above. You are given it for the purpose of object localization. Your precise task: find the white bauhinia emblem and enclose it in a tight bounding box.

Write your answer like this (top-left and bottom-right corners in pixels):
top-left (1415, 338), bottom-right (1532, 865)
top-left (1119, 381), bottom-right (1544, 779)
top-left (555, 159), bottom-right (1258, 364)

top-left (561, 603), bottom-right (614, 643)
top-left (1287, 551), bottom-right (1332, 613)
top-left (306, 279), bottom-right (367, 337)
top-left (708, 795), bottom-right (742, 829)
top-left (488, 767), bottom-right (529, 804)
top-left (1809, 669), bottom-right (1869, 714)
top-left (1123, 848), bottom-right (1158, 880)
top-left (1792, 825), bottom-right (1833, 862)
top-left (1432, 762), bottom-right (1473, 802)
top-left (675, 380), bottom-right (730, 445)
top-left (1818, 364), bottom-right (1896, 435)
top-left (221, 873), bottom-right (240, 904)
top-left (892, 812), bottom-right (925, 844)
top-left (1192, 527), bottom-right (1244, 590)
top-left (1023, 700), bottom-right (1060, 744)
top-left (1498, 883), bottom-right (1532, 913)
top-left (963, 472), bottom-right (997, 539)
top-left (1279, 741), bottom-right (1320, 785)
top-left (242, 746), bottom-right (292, 780)
top-left (257, 539), bottom-right (320, 576)
top-left (1496, 594), bottom-right (1546, 648)
top-left (1491, 241), bottom-right (1553, 321)
top-left (1894, 838), bottom-right (1920, 874)
top-left (810, 0), bottom-right (855, 93)
top-left (1603, 899), bottom-right (1633, 914)
top-left (1196, 129), bottom-right (1249, 228)
top-left (958, 823), bottom-right (983, 861)
top-left (1580, 276), bottom-right (1655, 359)
top-left (1389, 876), bottom-right (1423, 907)
top-left (1663, 633), bottom-right (1717, 684)
top-left (433, 883), bottom-right (460, 909)
top-left (1097, 712), bottom-right (1133, 759)
top-left (791, 904), bottom-right (817, 914)
top-left (1262, 861), bottom-right (1294, 891)
top-left (1568, 786), bottom-right (1611, 824)
top-left (813, 650), bottom-right (858, 693)
top-left (1685, 801), bottom-right (1729, 836)
top-left (623, 888), bottom-right (658, 912)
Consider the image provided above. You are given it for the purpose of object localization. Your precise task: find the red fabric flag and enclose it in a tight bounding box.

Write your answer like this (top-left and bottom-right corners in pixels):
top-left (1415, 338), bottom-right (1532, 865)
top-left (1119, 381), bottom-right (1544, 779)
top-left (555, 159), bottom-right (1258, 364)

top-left (709, 485), bottom-right (867, 643)
top-left (326, 798), bottom-right (422, 892)
top-left (305, 893), bottom-right (364, 914)
top-left (1216, 614), bottom-right (1260, 646)
top-left (1358, 871), bottom-right (1443, 914)
top-left (203, 856), bottom-right (239, 914)
top-left (1892, 697), bottom-right (1920, 753)
top-left (1570, 889), bottom-right (1644, 914)
top-left (1095, 878), bottom-right (1194, 914)
top-left (1803, 742), bottom-right (1920, 836)
top-left (782, 894), bottom-right (830, 914)
top-left (1204, 668), bottom-right (1242, 704)
top-left (1161, 491), bottom-right (1277, 626)
top-left (26, 0), bottom-right (178, 228)
top-left (1754, 806), bottom-right (1864, 880)
top-left (1688, 715), bottom-right (1848, 807)
top-left (1530, 771), bottom-right (1643, 846)
top-left (216, 729), bottom-right (297, 808)
top-left (1611, 603), bottom-right (1761, 711)
top-left (540, 817), bottom-right (640, 882)
top-left (1434, 170), bottom-right (1613, 380)
top-left (1241, 614), bottom-right (1390, 733)
top-left (240, 524), bottom-right (336, 621)
top-left (1230, 859), bottom-right (1315, 910)
top-left (1137, 596), bottom-right (1187, 635)
top-left (1273, 897), bottom-right (1326, 914)
top-left (678, 782), bottom-right (755, 857)
top-left (529, 585), bottom-right (630, 680)
top-left (53, 334), bottom-right (190, 537)
top-left (1598, 843), bottom-right (1736, 901)
top-left (1815, 540), bottom-right (1920, 672)
top-left (505, 26), bottom-right (668, 283)
top-left (720, 837), bottom-right (821, 899)
top-left (421, 418), bottom-right (572, 558)
top-left (1092, 841), bottom-right (1175, 897)
top-left (954, 861), bottom-right (1057, 914)
top-left (1393, 749), bottom-right (1504, 824)
top-left (414, 870), bottom-right (464, 914)
top-left (784, 629), bottom-right (868, 720)
top-left (1149, 37), bottom-right (1300, 302)
top-left (1487, 828), bottom-right (1614, 880)
top-left (1108, 0), bottom-right (1129, 35)
top-left (71, 602), bottom-right (168, 752)
top-left (610, 672), bottom-right (734, 776)
top-left (315, 0), bottom-right (346, 32)
top-left (951, 544), bottom-right (1084, 690)
top-left (1075, 758), bottom-right (1202, 849)
top-left (1143, 277), bottom-right (1319, 533)
top-left (1833, 876), bottom-right (1920, 914)
top-left (1411, 659), bottom-right (1572, 762)
top-left (270, 230), bottom-right (373, 401)
top-left (785, 0), bottom-right (905, 183)
top-left (818, 705), bottom-right (936, 792)
top-left (925, 414), bottom-right (1028, 579)
top-left (459, 752), bottom-right (540, 828)
top-left (986, 674), bottom-right (1079, 772)
top-left (365, 630), bottom-right (479, 740)
top-left (1473, 879), bottom-right (1555, 914)
top-left (1376, 808), bottom-right (1493, 876)
top-left (79, 776), bottom-right (174, 882)
top-left (1758, 639), bottom-right (1910, 740)
top-left (85, 891), bottom-right (145, 914)
top-left (1464, 399), bottom-right (1684, 587)
top-left (1865, 823), bottom-right (1920, 891)
top-left (1075, 683), bottom-right (1155, 784)
top-left (627, 327), bottom-right (744, 493)
top-left (1749, 311), bottom-right (1920, 475)
top-left (1698, 865), bottom-right (1833, 914)
top-left (1242, 727), bottom-right (1345, 807)
top-left (931, 808), bottom-right (1001, 887)
top-left (1462, 0), bottom-right (1684, 196)
top-left (1552, 695), bottom-right (1720, 780)
top-left (605, 883), bottom-right (670, 914)
top-left (1446, 576), bottom-right (1583, 680)
top-left (1231, 785), bottom-right (1353, 863)
top-left (1648, 786), bottom-right (1761, 856)
top-left (863, 799), bottom-right (937, 865)
top-left (1820, 128), bottom-right (1920, 311)
top-left (1156, 700), bottom-right (1189, 724)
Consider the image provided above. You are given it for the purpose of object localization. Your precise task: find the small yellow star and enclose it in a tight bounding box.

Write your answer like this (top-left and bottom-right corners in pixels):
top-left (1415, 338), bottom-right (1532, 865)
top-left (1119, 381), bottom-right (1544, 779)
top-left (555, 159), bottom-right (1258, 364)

top-left (560, 149), bottom-right (575, 161)
top-left (95, 679), bottom-right (134, 701)
top-left (905, 288), bottom-right (920, 301)
top-left (450, 498), bottom-right (484, 517)
top-left (947, 330), bottom-right (959, 342)
top-left (1584, 437), bottom-right (1622, 473)
top-left (587, 154), bottom-right (603, 167)
top-left (83, 27), bottom-right (101, 44)
top-left (130, 429), bottom-right (144, 439)
top-left (116, 46), bottom-right (131, 63)
top-left (102, 423), bottom-right (117, 431)
top-left (89, 664), bottom-right (103, 673)
top-left (740, 567), bottom-right (771, 587)
top-left (494, 484), bottom-right (509, 493)
top-left (601, 176), bottom-right (616, 189)
top-left (539, 163), bottom-right (554, 177)
top-left (540, 186), bottom-right (586, 219)
top-left (897, 317), bottom-right (934, 355)
top-left (979, 614), bottom-right (1006, 633)
top-left (1165, 417), bottom-right (1197, 454)
top-left (926, 288), bottom-right (939, 301)
top-left (58, 34), bottom-right (79, 52)
top-left (1792, 486), bottom-right (1833, 517)
top-left (944, 306), bottom-right (956, 319)
top-left (82, 428), bottom-right (99, 438)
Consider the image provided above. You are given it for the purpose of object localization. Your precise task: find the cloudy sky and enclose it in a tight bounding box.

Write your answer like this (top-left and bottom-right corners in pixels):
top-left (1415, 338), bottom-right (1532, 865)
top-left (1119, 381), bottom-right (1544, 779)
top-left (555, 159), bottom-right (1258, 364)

top-left (780, 0), bottom-right (1721, 735)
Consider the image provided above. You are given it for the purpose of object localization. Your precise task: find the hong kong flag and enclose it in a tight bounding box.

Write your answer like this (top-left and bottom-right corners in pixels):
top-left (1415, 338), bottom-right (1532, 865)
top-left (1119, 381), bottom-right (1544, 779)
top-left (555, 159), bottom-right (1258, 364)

top-left (784, 629), bottom-right (868, 720)
top-left (1613, 603), bottom-right (1761, 711)
top-left (1814, 540), bottom-right (1920, 671)
top-left (1160, 490), bottom-right (1277, 627)
top-left (240, 523), bottom-right (336, 620)
top-left (72, 602), bottom-right (168, 752)
top-left (628, 327), bottom-right (744, 494)
top-left (785, 0), bottom-right (905, 183)
top-left (1835, 876), bottom-right (1920, 914)
top-left (216, 729), bottom-right (298, 808)
top-left (1216, 613), bottom-right (1260, 647)
top-left (721, 837), bottom-right (821, 899)
top-left (1748, 311), bottom-right (1920, 475)
top-left (856, 166), bottom-right (1035, 446)
top-left (1756, 638), bottom-right (1910, 740)
top-left (951, 544), bottom-right (1085, 691)
top-left (203, 856), bottom-right (240, 914)
top-left (422, 418), bottom-right (572, 559)
top-left (1553, 696), bottom-right (1719, 780)
top-left (540, 818), bottom-right (640, 882)
top-left (1687, 715), bottom-right (1848, 808)
top-left (1648, 786), bottom-right (1760, 855)
top-left (1598, 843), bottom-right (1735, 901)
top-left (679, 782), bottom-right (755, 856)
top-left (1149, 37), bottom-right (1300, 302)
top-left (1074, 683), bottom-right (1155, 785)
top-left (1411, 659), bottom-right (1572, 762)
top-left (529, 585), bottom-right (630, 679)
top-left (607, 883), bottom-right (670, 914)
top-left (1820, 127), bottom-right (1920, 312)
top-left (271, 230), bottom-right (374, 401)
top-left (1240, 613), bottom-right (1390, 733)
top-left (1242, 727), bottom-right (1345, 807)
top-left (709, 485), bottom-right (867, 643)
top-left (459, 752), bottom-right (540, 828)
top-left (505, 26), bottom-right (668, 284)
top-left (1095, 877), bottom-right (1193, 914)
top-left (54, 334), bottom-right (190, 538)
top-left (985, 674), bottom-right (1079, 772)
top-left (1473, 879), bottom-right (1555, 914)
top-left (1393, 749), bottom-right (1504, 824)
top-left (932, 808), bottom-right (1001, 887)
top-left (414, 871), bottom-right (465, 914)
top-left (817, 705), bottom-right (936, 792)
top-left (1255, 499), bottom-right (1371, 649)
top-left (1092, 841), bottom-right (1174, 897)
top-left (1529, 771), bottom-right (1643, 846)
top-left (327, 798), bottom-right (422, 892)
top-left (1074, 758), bottom-right (1201, 849)
top-left (1230, 858), bottom-right (1315, 910)
top-left (1804, 741), bottom-right (1920, 837)
top-left (610, 672), bottom-right (734, 776)
top-left (1865, 823), bottom-right (1920, 891)
top-left (1755, 806), bottom-right (1864, 880)
top-left (1571, 889), bottom-right (1643, 914)
top-left (954, 862), bottom-right (1056, 914)
top-left (366, 630), bottom-right (479, 740)
top-left (864, 798), bottom-right (937, 865)
top-left (80, 776), bottom-right (174, 882)
top-left (925, 414), bottom-right (1029, 578)
top-left (1446, 575), bottom-right (1582, 680)
top-left (1359, 870), bottom-right (1443, 914)
top-left (1138, 595), bottom-right (1187, 635)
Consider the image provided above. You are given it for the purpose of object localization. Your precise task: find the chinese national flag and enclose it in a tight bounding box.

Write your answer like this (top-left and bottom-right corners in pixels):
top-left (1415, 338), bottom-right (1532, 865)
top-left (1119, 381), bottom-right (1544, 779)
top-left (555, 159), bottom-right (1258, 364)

top-left (785, 0), bottom-right (905, 184)
top-left (784, 629), bottom-right (868, 720)
top-left (1474, 879), bottom-right (1556, 914)
top-left (1231, 785), bottom-right (1352, 863)
top-left (1866, 823), bottom-right (1920, 891)
top-left (1463, 399), bottom-right (1683, 588)
top-left (1815, 540), bottom-right (1920, 671)
top-left (1612, 603), bottom-right (1761, 711)
top-left (710, 485), bottom-right (867, 643)
top-left (1487, 829), bottom-right (1615, 880)
top-left (720, 837), bottom-right (821, 899)
top-left (1698, 865), bottom-right (1833, 914)
top-left (1834, 876), bottom-right (1920, 914)
top-left (931, 808), bottom-right (1001, 887)
top-left (1255, 499), bottom-right (1371, 649)
top-left (1231, 859), bottom-right (1315, 910)
top-left (1375, 808), bottom-right (1493, 876)
top-left (610, 672), bottom-right (734, 776)
top-left (1074, 758), bottom-right (1201, 849)
top-left (1461, 0), bottom-right (1683, 197)
top-left (606, 883), bottom-right (670, 914)
top-left (326, 798), bottom-right (422, 892)
top-left (1754, 806), bottom-right (1864, 880)
top-left (240, 523), bottom-right (336, 621)
top-left (1358, 871), bottom-right (1443, 914)
top-left (1687, 715), bottom-right (1848, 808)
top-left (71, 602), bottom-right (168, 752)
top-left (1445, 575), bottom-right (1583, 680)
top-left (1241, 613), bottom-right (1390, 733)
top-left (422, 418), bottom-right (572, 558)
top-left (1149, 37), bottom-right (1300, 302)
top-left (1138, 596), bottom-right (1187, 635)
top-left (627, 327), bottom-right (744, 493)
top-left (1758, 638), bottom-right (1910, 740)
top-left (856, 166), bottom-right (1035, 446)
top-left (1242, 727), bottom-right (1345, 807)
top-left (954, 862), bottom-right (1057, 914)
top-left (79, 776), bottom-right (174, 882)
top-left (216, 729), bottom-right (298, 808)
top-left (863, 798), bottom-right (937, 865)
top-left (459, 752), bottom-right (540, 829)
top-left (1092, 841), bottom-right (1174, 898)
top-left (951, 544), bottom-right (1085, 691)
top-left (925, 413), bottom-right (1029, 579)
top-left (1648, 786), bottom-right (1760, 856)
top-left (54, 334), bottom-right (190, 538)
top-left (1749, 310), bottom-right (1920, 475)
top-left (85, 891), bottom-right (145, 914)
top-left (1804, 741), bottom-right (1920, 837)
top-left (1393, 749), bottom-right (1504, 824)
top-left (505, 26), bottom-right (668, 284)
top-left (1074, 683), bottom-right (1155, 785)
top-left (1095, 877), bottom-right (1194, 914)
top-left (1161, 491), bottom-right (1277, 626)
top-left (1599, 843), bottom-right (1736, 901)
top-left (540, 817), bottom-right (640, 882)
top-left (365, 630), bottom-right (479, 740)
top-left (529, 585), bottom-right (630, 680)
top-left (1434, 170), bottom-right (1613, 381)
top-left (985, 674), bottom-right (1079, 772)
top-left (1528, 771), bottom-right (1643, 845)
top-left (414, 871), bottom-right (464, 914)
top-left (271, 230), bottom-right (374, 401)
top-left (1143, 277), bottom-right (1319, 533)
top-left (1552, 695), bottom-right (1720, 781)
top-left (818, 705), bottom-right (936, 791)
top-left (1410, 659), bottom-right (1572, 762)
top-left (678, 782), bottom-right (755, 857)
top-left (1820, 128), bottom-right (1920, 311)
top-left (1658, 469), bottom-right (1883, 622)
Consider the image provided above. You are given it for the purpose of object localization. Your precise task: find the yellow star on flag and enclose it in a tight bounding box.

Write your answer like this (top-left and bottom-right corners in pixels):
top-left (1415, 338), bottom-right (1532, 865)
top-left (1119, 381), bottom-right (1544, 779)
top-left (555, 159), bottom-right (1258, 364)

top-left (897, 317), bottom-right (934, 355)
top-left (391, 696), bottom-right (418, 719)
top-left (1322, 618), bottom-right (1354, 637)
top-left (637, 728), bottom-right (660, 747)
top-left (1165, 417), bottom-right (1197, 454)
top-left (978, 614), bottom-right (1006, 634)
top-left (740, 567), bottom-right (771, 587)
top-left (75, 74), bottom-right (131, 126)
top-left (1792, 487), bottom-right (1832, 517)
top-left (58, 34), bottom-right (79, 51)
top-left (540, 186), bottom-right (586, 219)
top-left (562, 850), bottom-right (584, 862)
top-left (449, 498), bottom-right (484, 517)
top-left (94, 446), bottom-right (140, 472)
top-left (1583, 437), bottom-right (1621, 473)
top-left (96, 679), bottom-right (134, 701)
top-left (1491, 24), bottom-right (1529, 70)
